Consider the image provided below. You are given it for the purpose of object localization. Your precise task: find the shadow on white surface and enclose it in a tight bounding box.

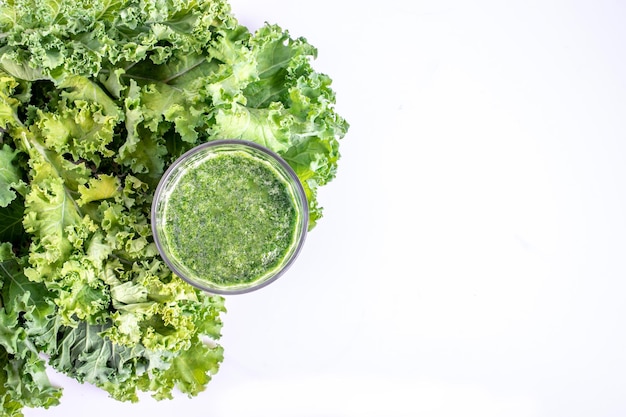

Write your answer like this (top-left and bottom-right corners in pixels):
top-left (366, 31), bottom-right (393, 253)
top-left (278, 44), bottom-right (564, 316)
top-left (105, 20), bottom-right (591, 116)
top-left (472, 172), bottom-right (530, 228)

top-left (211, 375), bottom-right (538, 417)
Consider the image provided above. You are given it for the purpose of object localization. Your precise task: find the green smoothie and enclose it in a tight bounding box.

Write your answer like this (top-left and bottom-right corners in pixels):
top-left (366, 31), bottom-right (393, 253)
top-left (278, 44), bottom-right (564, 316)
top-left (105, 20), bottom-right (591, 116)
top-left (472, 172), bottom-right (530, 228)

top-left (159, 146), bottom-right (303, 290)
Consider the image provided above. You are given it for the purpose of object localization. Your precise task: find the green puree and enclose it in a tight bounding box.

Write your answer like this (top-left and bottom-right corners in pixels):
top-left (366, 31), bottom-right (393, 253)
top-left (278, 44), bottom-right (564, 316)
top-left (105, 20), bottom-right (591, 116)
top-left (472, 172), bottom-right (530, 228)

top-left (162, 150), bottom-right (298, 287)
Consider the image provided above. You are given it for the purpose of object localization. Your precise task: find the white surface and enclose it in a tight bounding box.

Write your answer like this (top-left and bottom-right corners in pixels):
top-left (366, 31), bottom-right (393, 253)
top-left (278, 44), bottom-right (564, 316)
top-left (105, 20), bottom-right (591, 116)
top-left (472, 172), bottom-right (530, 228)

top-left (27, 1), bottom-right (626, 416)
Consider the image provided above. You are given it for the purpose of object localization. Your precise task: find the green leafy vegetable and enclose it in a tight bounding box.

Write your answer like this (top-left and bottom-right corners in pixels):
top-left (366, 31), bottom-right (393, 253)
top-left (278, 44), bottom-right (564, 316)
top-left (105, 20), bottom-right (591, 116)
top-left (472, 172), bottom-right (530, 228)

top-left (0, 0), bottom-right (347, 415)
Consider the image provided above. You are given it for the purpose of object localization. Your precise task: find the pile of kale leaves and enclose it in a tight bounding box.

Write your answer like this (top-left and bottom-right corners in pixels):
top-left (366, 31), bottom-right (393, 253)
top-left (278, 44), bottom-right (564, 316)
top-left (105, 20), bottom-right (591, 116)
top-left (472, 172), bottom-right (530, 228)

top-left (0, 0), bottom-right (347, 414)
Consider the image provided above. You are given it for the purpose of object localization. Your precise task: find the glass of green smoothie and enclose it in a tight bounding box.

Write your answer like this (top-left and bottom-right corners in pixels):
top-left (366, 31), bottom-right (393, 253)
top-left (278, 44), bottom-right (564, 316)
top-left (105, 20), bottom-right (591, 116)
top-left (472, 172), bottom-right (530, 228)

top-left (151, 139), bottom-right (308, 294)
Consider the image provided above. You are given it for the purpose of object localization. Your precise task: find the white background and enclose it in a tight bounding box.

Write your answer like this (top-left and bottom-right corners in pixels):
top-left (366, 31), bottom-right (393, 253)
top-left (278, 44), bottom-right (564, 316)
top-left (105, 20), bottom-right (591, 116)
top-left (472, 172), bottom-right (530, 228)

top-left (27, 0), bottom-right (626, 416)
